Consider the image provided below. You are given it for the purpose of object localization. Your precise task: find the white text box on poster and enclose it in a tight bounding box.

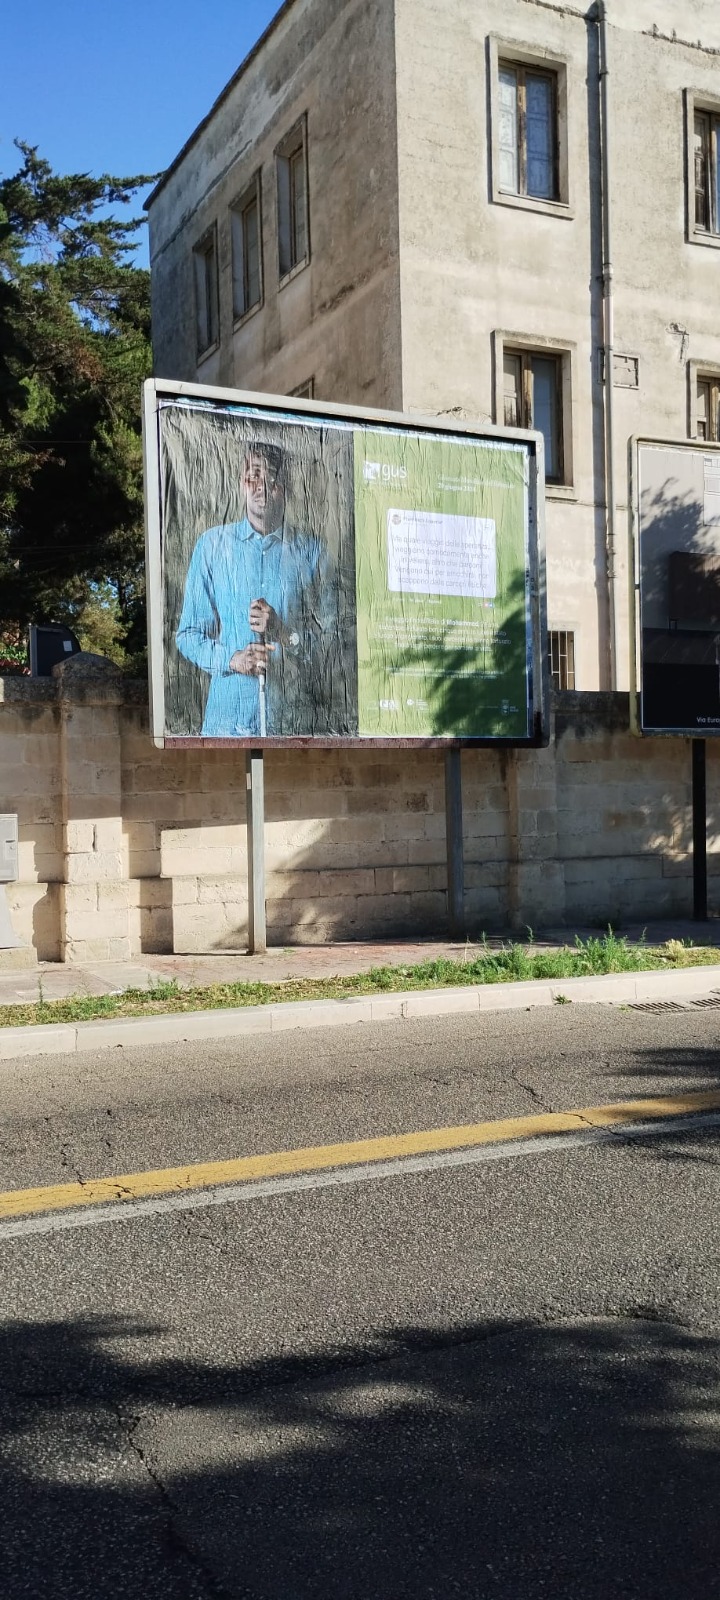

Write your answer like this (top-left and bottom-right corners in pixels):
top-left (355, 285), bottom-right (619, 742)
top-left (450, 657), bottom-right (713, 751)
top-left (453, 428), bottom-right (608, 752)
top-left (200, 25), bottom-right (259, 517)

top-left (386, 509), bottom-right (497, 599)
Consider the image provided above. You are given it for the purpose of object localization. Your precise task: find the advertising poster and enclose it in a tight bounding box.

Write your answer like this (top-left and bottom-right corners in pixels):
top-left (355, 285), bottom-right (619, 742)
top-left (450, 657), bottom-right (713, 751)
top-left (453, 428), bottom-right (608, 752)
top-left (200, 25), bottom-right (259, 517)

top-left (637, 442), bottom-right (720, 735)
top-left (354, 427), bottom-right (530, 739)
top-left (148, 388), bottom-right (541, 745)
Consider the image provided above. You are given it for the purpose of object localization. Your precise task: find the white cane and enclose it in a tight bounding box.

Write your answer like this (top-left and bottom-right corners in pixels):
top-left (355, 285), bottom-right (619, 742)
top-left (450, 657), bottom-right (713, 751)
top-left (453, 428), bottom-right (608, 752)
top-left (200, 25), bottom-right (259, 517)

top-left (255, 630), bottom-right (267, 737)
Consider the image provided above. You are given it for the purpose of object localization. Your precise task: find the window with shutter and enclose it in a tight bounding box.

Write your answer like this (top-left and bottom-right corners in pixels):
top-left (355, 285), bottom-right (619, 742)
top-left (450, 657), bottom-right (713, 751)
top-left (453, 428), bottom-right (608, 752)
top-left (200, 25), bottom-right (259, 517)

top-left (497, 61), bottom-right (558, 201)
top-left (503, 348), bottom-right (565, 484)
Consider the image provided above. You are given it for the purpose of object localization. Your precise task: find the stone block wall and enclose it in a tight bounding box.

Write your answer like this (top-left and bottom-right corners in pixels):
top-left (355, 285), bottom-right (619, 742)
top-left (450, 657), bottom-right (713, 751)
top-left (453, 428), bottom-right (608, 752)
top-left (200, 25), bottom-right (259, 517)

top-left (1, 656), bottom-right (717, 964)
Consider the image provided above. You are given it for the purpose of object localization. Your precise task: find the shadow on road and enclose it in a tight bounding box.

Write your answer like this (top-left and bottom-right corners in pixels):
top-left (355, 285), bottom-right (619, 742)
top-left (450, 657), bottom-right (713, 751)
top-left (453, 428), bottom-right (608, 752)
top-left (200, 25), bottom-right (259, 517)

top-left (624, 1039), bottom-right (720, 1089)
top-left (1, 1310), bottom-right (719, 1598)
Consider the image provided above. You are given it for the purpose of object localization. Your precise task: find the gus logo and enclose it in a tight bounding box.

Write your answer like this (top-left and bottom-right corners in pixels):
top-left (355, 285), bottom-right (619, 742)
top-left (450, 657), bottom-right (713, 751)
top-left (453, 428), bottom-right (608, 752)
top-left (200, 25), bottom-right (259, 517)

top-left (363, 460), bottom-right (408, 484)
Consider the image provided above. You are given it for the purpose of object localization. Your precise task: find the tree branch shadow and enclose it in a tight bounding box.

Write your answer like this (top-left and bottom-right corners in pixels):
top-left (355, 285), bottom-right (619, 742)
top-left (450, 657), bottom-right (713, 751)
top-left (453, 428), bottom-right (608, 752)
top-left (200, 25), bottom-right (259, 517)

top-left (1, 1310), bottom-right (719, 1597)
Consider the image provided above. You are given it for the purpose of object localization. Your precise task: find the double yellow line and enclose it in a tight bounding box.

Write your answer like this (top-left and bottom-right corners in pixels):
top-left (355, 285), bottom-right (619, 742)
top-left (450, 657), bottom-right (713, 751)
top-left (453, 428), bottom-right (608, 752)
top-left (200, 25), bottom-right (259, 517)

top-left (2, 1090), bottom-right (719, 1224)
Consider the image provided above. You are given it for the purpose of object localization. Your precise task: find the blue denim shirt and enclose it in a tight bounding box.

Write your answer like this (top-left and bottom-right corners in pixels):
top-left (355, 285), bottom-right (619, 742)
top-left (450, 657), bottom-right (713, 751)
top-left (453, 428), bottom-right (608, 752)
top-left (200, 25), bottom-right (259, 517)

top-left (176, 518), bottom-right (332, 736)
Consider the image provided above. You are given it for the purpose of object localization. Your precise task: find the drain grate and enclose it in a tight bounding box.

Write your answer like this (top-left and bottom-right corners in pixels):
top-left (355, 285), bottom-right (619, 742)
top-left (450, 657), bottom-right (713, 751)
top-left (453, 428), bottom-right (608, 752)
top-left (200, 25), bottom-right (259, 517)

top-left (690, 996), bottom-right (720, 1009)
top-left (629, 1001), bottom-right (689, 1013)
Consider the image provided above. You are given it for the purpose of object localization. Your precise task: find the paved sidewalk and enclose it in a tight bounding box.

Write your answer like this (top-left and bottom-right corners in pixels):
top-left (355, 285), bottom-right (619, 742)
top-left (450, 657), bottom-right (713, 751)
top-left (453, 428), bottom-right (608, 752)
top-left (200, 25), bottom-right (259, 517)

top-left (0, 918), bottom-right (718, 1008)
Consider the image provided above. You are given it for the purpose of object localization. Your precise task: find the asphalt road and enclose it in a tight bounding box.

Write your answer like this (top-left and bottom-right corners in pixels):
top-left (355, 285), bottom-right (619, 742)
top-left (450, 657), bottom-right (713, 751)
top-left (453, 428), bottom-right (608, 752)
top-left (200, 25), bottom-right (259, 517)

top-left (1, 1002), bottom-right (719, 1599)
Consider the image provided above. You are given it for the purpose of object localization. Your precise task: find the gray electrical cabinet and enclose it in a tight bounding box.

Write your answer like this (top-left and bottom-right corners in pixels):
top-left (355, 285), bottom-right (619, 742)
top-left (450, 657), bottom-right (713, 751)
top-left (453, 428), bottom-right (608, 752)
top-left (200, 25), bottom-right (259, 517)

top-left (0, 816), bottom-right (21, 950)
top-left (0, 815), bottom-right (19, 884)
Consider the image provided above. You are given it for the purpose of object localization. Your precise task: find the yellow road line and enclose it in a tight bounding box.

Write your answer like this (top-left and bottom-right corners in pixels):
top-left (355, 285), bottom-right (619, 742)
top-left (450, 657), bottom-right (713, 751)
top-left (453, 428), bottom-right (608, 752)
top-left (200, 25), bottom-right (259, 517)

top-left (1, 1089), bottom-right (719, 1223)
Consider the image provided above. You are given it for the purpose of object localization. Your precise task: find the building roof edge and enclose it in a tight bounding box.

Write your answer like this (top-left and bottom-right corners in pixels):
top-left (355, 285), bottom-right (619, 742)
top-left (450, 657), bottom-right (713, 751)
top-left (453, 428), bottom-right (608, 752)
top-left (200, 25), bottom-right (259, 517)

top-left (144, 0), bottom-right (297, 211)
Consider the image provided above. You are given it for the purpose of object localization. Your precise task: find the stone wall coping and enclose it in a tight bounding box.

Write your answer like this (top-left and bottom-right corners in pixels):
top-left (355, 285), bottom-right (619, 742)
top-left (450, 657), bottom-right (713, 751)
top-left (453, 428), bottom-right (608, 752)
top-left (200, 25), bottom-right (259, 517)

top-left (0, 675), bottom-right (59, 705)
top-left (0, 658), bottom-right (147, 708)
top-left (0, 672), bottom-right (651, 736)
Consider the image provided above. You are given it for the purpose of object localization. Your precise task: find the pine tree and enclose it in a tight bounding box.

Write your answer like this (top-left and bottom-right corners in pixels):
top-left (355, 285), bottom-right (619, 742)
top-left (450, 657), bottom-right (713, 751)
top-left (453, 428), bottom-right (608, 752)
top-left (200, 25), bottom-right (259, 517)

top-left (0, 142), bottom-right (158, 668)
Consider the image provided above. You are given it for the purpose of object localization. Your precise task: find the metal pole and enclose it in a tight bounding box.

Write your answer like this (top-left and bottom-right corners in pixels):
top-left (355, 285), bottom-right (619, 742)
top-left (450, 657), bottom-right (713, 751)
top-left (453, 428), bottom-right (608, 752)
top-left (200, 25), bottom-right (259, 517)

top-left (692, 738), bottom-right (708, 922)
top-left (598, 0), bottom-right (619, 690)
top-left (444, 747), bottom-right (466, 939)
top-left (245, 748), bottom-right (267, 953)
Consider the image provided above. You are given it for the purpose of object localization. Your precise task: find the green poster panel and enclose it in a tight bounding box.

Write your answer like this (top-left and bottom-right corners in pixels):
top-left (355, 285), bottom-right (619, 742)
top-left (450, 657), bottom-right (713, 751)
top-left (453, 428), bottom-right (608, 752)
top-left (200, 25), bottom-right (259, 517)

top-left (353, 426), bottom-right (531, 738)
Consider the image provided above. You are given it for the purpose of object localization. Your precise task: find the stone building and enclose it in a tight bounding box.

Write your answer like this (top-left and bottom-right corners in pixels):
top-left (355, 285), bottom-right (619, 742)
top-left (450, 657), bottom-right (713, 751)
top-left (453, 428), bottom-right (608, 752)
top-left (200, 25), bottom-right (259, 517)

top-left (4, 1), bottom-right (720, 968)
top-left (146, 0), bottom-right (720, 698)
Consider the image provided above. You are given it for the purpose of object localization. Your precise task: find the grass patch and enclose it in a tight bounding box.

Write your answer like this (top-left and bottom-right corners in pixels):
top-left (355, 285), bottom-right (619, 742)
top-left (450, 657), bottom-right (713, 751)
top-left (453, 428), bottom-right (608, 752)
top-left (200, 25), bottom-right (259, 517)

top-left (2, 932), bottom-right (720, 1030)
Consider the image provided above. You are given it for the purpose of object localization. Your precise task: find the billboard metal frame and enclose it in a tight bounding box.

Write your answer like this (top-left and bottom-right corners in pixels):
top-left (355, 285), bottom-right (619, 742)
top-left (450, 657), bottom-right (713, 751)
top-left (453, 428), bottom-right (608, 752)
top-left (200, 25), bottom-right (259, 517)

top-left (628, 434), bottom-right (720, 737)
top-left (143, 377), bottom-right (549, 750)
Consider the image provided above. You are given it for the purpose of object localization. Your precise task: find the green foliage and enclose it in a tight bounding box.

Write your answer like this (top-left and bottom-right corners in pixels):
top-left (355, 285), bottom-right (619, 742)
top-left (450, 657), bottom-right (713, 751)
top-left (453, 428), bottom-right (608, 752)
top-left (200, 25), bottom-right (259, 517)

top-left (3, 934), bottom-right (719, 1029)
top-left (0, 142), bottom-right (158, 669)
top-left (0, 623), bottom-right (29, 674)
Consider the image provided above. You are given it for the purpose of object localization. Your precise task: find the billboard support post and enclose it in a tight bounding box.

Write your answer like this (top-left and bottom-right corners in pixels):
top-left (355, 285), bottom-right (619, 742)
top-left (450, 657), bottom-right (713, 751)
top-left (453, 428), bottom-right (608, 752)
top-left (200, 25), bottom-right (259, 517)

top-left (692, 739), bottom-right (708, 922)
top-left (245, 750), bottom-right (267, 953)
top-left (444, 748), bottom-right (466, 939)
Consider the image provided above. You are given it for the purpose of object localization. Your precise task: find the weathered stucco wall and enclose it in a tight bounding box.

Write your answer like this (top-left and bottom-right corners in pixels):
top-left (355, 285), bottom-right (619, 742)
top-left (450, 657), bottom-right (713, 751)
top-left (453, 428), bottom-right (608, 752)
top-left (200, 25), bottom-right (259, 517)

top-left (149, 0), bottom-right (402, 410)
top-left (148, 0), bottom-right (720, 699)
top-left (2, 657), bottom-right (718, 965)
top-left (394, 0), bottom-right (720, 694)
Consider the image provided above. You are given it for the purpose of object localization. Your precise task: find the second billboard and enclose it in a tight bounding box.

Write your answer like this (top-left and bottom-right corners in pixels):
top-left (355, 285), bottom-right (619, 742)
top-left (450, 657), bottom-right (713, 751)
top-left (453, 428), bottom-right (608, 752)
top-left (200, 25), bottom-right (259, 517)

top-left (635, 440), bottom-right (720, 735)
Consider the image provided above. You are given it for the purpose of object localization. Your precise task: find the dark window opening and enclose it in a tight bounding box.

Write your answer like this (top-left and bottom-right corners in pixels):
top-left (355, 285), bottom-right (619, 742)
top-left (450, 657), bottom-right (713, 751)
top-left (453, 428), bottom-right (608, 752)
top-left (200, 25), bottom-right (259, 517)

top-left (231, 178), bottom-right (263, 320)
top-left (549, 630), bottom-right (575, 690)
top-left (193, 229), bottom-right (219, 356)
top-left (277, 121), bottom-right (309, 279)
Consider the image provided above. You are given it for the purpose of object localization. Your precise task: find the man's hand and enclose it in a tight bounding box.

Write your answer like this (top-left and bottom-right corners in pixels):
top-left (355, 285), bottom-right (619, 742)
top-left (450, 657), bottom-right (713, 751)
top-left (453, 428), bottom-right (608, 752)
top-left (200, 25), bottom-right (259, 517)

top-left (249, 598), bottom-right (280, 637)
top-left (229, 643), bottom-right (276, 677)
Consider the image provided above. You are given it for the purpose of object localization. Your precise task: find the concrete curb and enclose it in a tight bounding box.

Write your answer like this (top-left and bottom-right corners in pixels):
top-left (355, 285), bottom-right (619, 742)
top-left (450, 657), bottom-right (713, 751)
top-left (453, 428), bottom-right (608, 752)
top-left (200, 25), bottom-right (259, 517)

top-left (1, 962), bottom-right (719, 1061)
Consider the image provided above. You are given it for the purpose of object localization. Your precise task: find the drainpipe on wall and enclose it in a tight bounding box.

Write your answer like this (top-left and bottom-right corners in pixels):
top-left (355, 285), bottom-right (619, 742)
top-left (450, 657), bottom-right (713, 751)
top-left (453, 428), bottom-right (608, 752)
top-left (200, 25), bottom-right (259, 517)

top-left (597, 0), bottom-right (619, 690)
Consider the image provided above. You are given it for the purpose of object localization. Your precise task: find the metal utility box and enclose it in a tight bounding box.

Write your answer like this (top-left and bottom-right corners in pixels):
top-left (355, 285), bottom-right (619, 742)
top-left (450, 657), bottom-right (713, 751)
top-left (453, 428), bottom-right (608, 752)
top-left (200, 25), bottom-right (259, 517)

top-left (29, 624), bottom-right (81, 677)
top-left (0, 815), bottom-right (19, 883)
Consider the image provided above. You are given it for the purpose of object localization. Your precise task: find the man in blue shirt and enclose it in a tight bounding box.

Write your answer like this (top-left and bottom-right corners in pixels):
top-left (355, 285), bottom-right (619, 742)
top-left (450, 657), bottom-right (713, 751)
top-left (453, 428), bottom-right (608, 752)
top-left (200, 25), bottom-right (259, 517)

top-left (176, 441), bottom-right (335, 736)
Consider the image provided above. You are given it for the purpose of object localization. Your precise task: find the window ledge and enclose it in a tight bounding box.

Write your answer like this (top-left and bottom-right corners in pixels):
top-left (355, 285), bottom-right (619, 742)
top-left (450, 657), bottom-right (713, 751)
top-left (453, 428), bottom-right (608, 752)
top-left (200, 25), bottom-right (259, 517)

top-left (278, 256), bottom-right (310, 290)
top-left (689, 228), bottom-right (720, 251)
top-left (196, 340), bottom-right (220, 366)
top-left (545, 483), bottom-right (576, 501)
top-left (493, 190), bottom-right (574, 222)
top-left (233, 300), bottom-right (263, 332)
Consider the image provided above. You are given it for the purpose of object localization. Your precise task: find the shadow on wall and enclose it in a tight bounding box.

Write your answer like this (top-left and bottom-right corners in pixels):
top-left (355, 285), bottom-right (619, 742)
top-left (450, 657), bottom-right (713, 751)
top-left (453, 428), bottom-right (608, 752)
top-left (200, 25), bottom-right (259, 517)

top-left (149, 738), bottom-right (517, 952)
top-left (639, 477), bottom-right (711, 627)
top-left (133, 735), bottom-right (718, 955)
top-left (0, 1309), bottom-right (719, 1597)
top-left (6, 663), bottom-right (720, 959)
top-left (638, 476), bottom-right (720, 731)
top-left (396, 570), bottom-right (530, 738)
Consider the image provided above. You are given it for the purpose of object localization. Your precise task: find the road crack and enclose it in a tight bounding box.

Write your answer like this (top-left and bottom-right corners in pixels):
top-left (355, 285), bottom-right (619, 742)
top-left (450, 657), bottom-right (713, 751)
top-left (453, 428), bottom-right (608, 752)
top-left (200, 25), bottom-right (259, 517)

top-left (510, 1067), bottom-right (552, 1113)
top-left (114, 1406), bottom-right (229, 1599)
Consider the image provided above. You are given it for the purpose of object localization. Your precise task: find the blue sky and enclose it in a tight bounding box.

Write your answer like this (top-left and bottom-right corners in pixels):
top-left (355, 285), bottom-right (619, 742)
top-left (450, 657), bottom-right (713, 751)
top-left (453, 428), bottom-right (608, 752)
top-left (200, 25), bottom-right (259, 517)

top-left (1, 0), bottom-right (282, 264)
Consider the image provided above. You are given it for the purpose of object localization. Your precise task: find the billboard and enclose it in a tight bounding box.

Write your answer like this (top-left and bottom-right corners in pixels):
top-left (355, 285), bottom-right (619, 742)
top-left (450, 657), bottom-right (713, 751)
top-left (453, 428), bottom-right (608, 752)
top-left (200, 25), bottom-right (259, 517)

top-left (143, 380), bottom-right (547, 747)
top-left (632, 439), bottom-right (720, 735)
